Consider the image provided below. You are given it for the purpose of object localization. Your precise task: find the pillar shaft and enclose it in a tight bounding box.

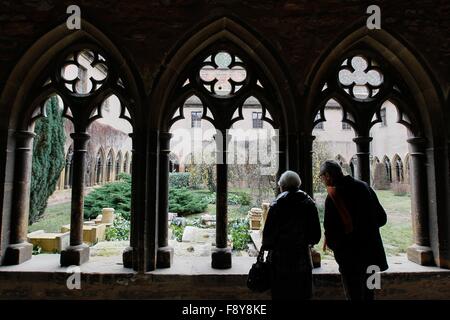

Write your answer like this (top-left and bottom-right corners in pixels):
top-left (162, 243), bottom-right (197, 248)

top-left (215, 130), bottom-right (228, 249)
top-left (158, 133), bottom-right (172, 247)
top-left (408, 138), bottom-right (430, 246)
top-left (211, 130), bottom-right (232, 269)
top-left (69, 132), bottom-right (90, 246)
top-left (10, 131), bottom-right (36, 244)
top-left (276, 133), bottom-right (287, 196)
top-left (123, 133), bottom-right (139, 269)
top-left (353, 136), bottom-right (372, 184)
top-left (156, 132), bottom-right (174, 268)
top-left (301, 134), bottom-right (315, 197)
top-left (406, 137), bottom-right (434, 265)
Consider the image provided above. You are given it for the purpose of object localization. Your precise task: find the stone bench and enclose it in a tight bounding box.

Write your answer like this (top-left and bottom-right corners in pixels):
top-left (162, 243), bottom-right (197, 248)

top-left (61, 223), bottom-right (107, 245)
top-left (27, 230), bottom-right (70, 253)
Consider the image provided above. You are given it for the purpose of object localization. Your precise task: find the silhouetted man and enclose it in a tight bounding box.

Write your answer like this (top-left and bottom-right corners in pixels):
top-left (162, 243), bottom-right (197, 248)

top-left (320, 160), bottom-right (388, 300)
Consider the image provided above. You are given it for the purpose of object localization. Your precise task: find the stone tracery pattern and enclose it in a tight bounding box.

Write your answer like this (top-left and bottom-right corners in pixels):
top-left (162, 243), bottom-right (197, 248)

top-left (199, 51), bottom-right (247, 97)
top-left (60, 50), bottom-right (108, 95)
top-left (338, 55), bottom-right (383, 100)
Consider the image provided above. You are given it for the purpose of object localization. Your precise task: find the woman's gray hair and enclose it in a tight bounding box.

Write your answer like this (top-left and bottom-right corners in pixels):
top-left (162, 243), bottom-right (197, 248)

top-left (278, 170), bottom-right (302, 191)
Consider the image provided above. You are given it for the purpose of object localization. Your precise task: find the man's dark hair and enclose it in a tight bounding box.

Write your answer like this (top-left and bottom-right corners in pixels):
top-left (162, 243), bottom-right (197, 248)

top-left (320, 160), bottom-right (344, 179)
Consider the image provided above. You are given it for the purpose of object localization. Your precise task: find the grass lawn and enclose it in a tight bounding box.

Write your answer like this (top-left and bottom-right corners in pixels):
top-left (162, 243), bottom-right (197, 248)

top-left (28, 202), bottom-right (71, 233)
top-left (376, 190), bottom-right (413, 255)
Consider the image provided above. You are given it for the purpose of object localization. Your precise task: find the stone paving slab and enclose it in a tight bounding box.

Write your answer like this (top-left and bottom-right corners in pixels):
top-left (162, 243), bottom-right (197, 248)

top-left (0, 252), bottom-right (448, 275)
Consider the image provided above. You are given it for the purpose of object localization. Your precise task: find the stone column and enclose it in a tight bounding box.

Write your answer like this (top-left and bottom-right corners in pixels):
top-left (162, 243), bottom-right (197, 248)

top-left (302, 134), bottom-right (315, 197)
top-left (123, 133), bottom-right (137, 269)
top-left (60, 132), bottom-right (90, 266)
top-left (212, 129), bottom-right (232, 269)
top-left (406, 137), bottom-right (434, 265)
top-left (157, 132), bottom-right (174, 268)
top-left (142, 129), bottom-right (159, 272)
top-left (353, 136), bottom-right (372, 184)
top-left (3, 131), bottom-right (35, 265)
top-left (276, 133), bottom-right (287, 195)
top-left (299, 134), bottom-right (321, 267)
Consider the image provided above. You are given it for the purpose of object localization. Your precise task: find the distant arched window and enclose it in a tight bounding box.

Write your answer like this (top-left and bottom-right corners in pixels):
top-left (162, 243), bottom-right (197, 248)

top-left (384, 157), bottom-right (392, 183)
top-left (116, 152), bottom-right (122, 177)
top-left (123, 152), bottom-right (129, 174)
top-left (106, 150), bottom-right (114, 182)
top-left (95, 150), bottom-right (104, 185)
top-left (64, 145), bottom-right (74, 189)
top-left (395, 157), bottom-right (404, 182)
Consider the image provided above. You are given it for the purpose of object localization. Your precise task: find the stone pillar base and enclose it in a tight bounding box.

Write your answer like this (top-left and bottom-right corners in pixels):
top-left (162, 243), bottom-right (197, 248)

top-left (407, 244), bottom-right (434, 266)
top-left (60, 244), bottom-right (90, 266)
top-left (211, 247), bottom-right (232, 269)
top-left (122, 247), bottom-right (133, 269)
top-left (310, 247), bottom-right (321, 268)
top-left (3, 242), bottom-right (33, 265)
top-left (157, 246), bottom-right (174, 268)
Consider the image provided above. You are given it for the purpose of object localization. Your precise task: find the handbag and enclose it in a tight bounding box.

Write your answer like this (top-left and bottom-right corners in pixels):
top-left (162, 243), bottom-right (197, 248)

top-left (247, 249), bottom-right (272, 292)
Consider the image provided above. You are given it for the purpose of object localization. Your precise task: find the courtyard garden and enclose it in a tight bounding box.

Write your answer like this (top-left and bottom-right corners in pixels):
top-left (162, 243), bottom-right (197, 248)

top-left (28, 170), bottom-right (413, 259)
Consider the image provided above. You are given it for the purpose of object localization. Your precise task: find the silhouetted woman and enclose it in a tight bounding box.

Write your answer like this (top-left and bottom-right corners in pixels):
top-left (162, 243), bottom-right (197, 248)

top-left (262, 170), bottom-right (321, 300)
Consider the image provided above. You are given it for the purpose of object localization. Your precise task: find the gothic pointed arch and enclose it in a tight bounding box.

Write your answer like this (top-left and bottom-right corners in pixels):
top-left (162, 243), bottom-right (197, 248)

top-left (106, 148), bottom-right (115, 182)
top-left (149, 16), bottom-right (297, 136)
top-left (116, 150), bottom-right (123, 177)
top-left (305, 25), bottom-right (445, 139)
top-left (0, 19), bottom-right (145, 267)
top-left (147, 16), bottom-right (298, 271)
top-left (95, 147), bottom-right (106, 185)
top-left (305, 25), bottom-right (449, 267)
top-left (392, 154), bottom-right (404, 183)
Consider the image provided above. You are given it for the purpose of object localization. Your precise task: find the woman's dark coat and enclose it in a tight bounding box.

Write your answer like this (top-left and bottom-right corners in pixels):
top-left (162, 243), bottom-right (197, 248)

top-left (262, 189), bottom-right (321, 299)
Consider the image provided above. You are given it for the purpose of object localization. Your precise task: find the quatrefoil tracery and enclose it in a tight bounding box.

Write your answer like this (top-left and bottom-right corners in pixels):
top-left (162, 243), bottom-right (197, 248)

top-left (338, 55), bottom-right (383, 100)
top-left (199, 51), bottom-right (247, 97)
top-left (60, 50), bottom-right (108, 95)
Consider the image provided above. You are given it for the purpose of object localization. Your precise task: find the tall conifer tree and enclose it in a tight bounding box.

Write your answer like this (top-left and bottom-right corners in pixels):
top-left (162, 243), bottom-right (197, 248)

top-left (29, 96), bottom-right (66, 224)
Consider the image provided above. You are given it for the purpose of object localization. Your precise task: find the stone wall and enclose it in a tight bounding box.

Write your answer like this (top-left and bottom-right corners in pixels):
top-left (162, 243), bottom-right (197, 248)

top-left (0, 270), bottom-right (449, 300)
top-left (0, 1), bottom-right (448, 99)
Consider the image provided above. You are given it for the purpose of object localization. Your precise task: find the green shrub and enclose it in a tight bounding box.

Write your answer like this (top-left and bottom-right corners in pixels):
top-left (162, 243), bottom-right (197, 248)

top-left (105, 212), bottom-right (130, 241)
top-left (233, 191), bottom-right (252, 206)
top-left (229, 218), bottom-right (251, 251)
top-left (168, 188), bottom-right (209, 216)
top-left (205, 191), bottom-right (251, 206)
top-left (84, 173), bottom-right (131, 220)
top-left (169, 172), bottom-right (191, 189)
top-left (170, 221), bottom-right (185, 242)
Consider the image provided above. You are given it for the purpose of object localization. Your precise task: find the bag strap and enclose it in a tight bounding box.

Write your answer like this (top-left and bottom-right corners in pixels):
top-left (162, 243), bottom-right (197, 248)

top-left (256, 248), bottom-right (269, 262)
